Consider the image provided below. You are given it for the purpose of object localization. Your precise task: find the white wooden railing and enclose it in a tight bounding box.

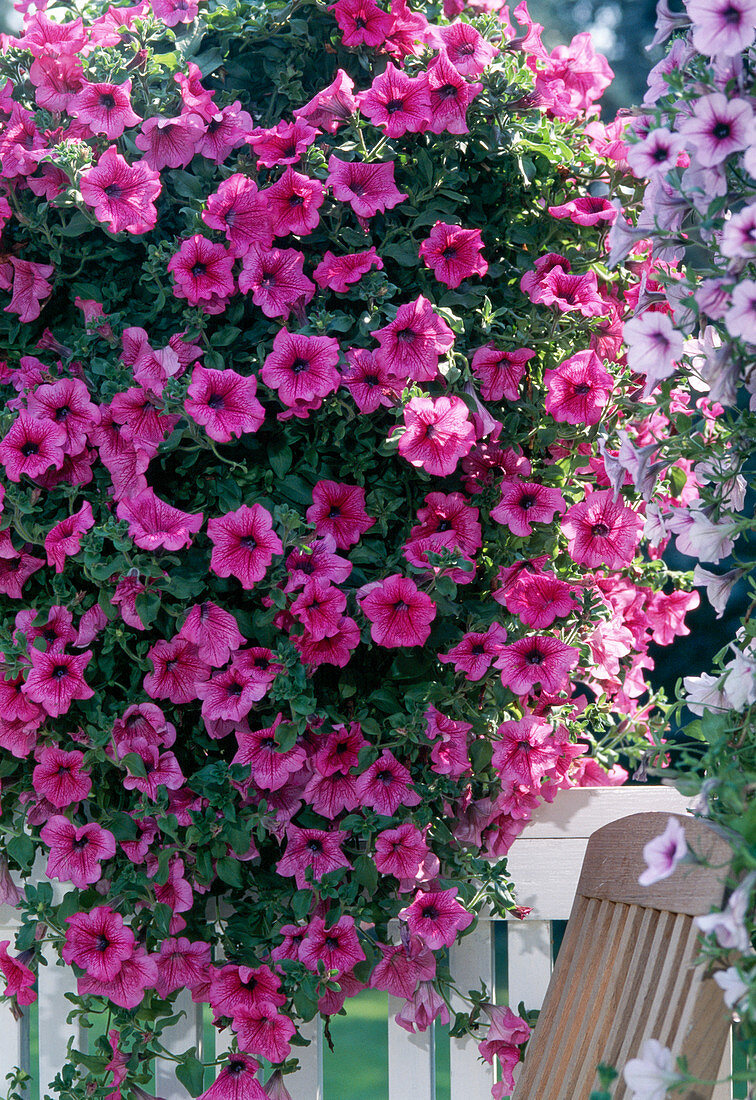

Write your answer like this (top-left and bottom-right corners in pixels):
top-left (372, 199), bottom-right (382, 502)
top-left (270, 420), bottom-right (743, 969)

top-left (0, 787), bottom-right (735, 1099)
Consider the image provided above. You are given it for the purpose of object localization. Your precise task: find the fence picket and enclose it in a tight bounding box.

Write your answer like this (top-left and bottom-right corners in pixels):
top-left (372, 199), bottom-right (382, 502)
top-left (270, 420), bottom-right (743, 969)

top-left (0, 910), bottom-right (25, 1095)
top-left (154, 990), bottom-right (202, 1100)
top-left (37, 943), bottom-right (83, 1098)
top-left (286, 1017), bottom-right (322, 1100)
top-left (506, 921), bottom-right (552, 1013)
top-left (387, 995), bottom-right (434, 1100)
top-left (449, 920), bottom-right (495, 1100)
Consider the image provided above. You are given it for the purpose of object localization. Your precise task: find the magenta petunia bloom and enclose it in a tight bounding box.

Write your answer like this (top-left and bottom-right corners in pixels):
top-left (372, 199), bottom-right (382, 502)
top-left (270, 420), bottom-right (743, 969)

top-left (0, 410), bottom-right (66, 482)
top-left (679, 93), bottom-right (753, 168)
top-left (32, 746), bottom-right (91, 807)
top-left (358, 573), bottom-right (436, 647)
top-left (276, 825), bottom-right (351, 889)
top-left (470, 345), bottom-right (534, 402)
top-left (208, 504), bottom-right (283, 589)
top-left (355, 750), bottom-right (422, 816)
top-left (329, 0), bottom-right (393, 46)
top-left (373, 295), bottom-right (454, 382)
top-left (438, 621), bottom-right (508, 681)
top-left (143, 635), bottom-right (210, 704)
top-left (185, 366), bottom-right (265, 442)
top-left (0, 257), bottom-right (55, 324)
top-left (44, 501), bottom-right (95, 572)
top-left (436, 21), bottom-right (499, 76)
top-left (426, 50), bottom-right (482, 134)
top-left (0, 941), bottom-right (36, 1006)
top-left (179, 601), bottom-right (245, 667)
top-left (198, 1057), bottom-right (267, 1100)
top-left (547, 195), bottom-right (617, 226)
top-left (265, 167), bottom-right (324, 238)
top-left (117, 488), bottom-right (203, 551)
top-left (196, 666), bottom-right (268, 723)
top-left (62, 907), bottom-right (134, 980)
top-left (536, 267), bottom-right (605, 318)
top-left (233, 714), bottom-right (307, 791)
top-left (80, 147), bottom-right (161, 235)
top-left (154, 937), bottom-right (212, 998)
top-left (77, 947), bottom-right (157, 1010)
top-left (210, 963), bottom-right (286, 1020)
top-left (261, 328), bottom-right (341, 413)
top-left (313, 248), bottom-right (384, 293)
top-left (357, 63), bottom-right (431, 137)
top-left (168, 235), bottom-right (235, 305)
top-left (500, 570), bottom-right (578, 629)
top-left (299, 915), bottom-right (366, 977)
top-left (397, 395), bottom-right (476, 477)
top-left (294, 615), bottom-right (361, 668)
top-left (495, 634), bottom-right (579, 695)
top-left (418, 222), bottom-right (488, 288)
top-left (134, 112), bottom-right (205, 170)
top-left (22, 648), bottom-right (93, 717)
top-left (0, 552), bottom-right (46, 600)
top-left (123, 747), bottom-right (185, 798)
top-left (313, 722), bottom-right (366, 776)
top-left (30, 53), bottom-right (83, 112)
top-left (202, 175), bottom-right (274, 256)
top-left (234, 1005), bottom-right (296, 1064)
top-left (238, 245), bottom-right (316, 320)
top-left (294, 69), bottom-right (358, 134)
top-left (562, 490), bottom-right (643, 570)
top-left (490, 478), bottom-right (566, 537)
top-left (544, 350), bottom-right (614, 425)
top-left (291, 578), bottom-right (347, 640)
top-left (26, 376), bottom-right (101, 454)
top-left (41, 818), bottom-right (116, 888)
top-left (327, 155), bottom-right (407, 218)
top-left (248, 117), bottom-right (320, 168)
top-left (342, 347), bottom-right (400, 413)
top-left (72, 79), bottom-right (141, 138)
top-left (410, 491), bottom-right (482, 557)
top-left (152, 0), bottom-right (198, 25)
top-left (196, 101), bottom-right (253, 163)
top-left (374, 822), bottom-right (430, 881)
top-left (400, 887), bottom-right (473, 949)
top-left (306, 480), bottom-right (375, 549)
top-left (491, 716), bottom-right (560, 786)
top-left (112, 702), bottom-right (176, 756)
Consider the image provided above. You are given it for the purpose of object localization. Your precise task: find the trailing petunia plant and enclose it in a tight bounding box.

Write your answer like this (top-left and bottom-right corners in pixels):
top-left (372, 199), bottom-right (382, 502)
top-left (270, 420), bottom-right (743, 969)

top-left (0, 0), bottom-right (705, 1097)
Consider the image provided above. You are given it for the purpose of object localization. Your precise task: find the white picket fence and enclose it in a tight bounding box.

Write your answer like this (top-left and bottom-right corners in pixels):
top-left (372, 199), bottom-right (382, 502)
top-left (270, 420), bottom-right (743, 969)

top-left (0, 787), bottom-right (735, 1099)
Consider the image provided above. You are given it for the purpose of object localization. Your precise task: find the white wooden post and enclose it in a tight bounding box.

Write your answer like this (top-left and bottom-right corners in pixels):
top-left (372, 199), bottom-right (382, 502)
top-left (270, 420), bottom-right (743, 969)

top-left (506, 921), bottom-right (552, 1013)
top-left (287, 1017), bottom-right (323, 1100)
top-left (37, 941), bottom-right (86, 1096)
top-left (387, 995), bottom-right (434, 1100)
top-left (154, 990), bottom-right (202, 1100)
top-left (0, 904), bottom-right (26, 1093)
top-left (449, 920), bottom-right (495, 1099)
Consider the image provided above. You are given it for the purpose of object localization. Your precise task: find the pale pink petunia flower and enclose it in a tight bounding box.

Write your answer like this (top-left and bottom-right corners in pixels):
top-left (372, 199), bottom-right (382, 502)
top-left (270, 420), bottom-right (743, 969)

top-left (623, 1038), bottom-right (683, 1100)
top-left (562, 490), bottom-right (643, 570)
top-left (626, 127), bottom-right (686, 178)
top-left (490, 478), bottom-right (565, 537)
top-left (397, 395), bottom-right (476, 477)
top-left (695, 873), bottom-right (756, 952)
top-left (638, 816), bottom-right (688, 886)
top-left (152, 0), bottom-right (198, 25)
top-left (686, 0), bottom-right (756, 57)
top-left (400, 887), bottom-right (473, 949)
top-left (726, 279), bottom-right (756, 344)
top-left (714, 967), bottom-right (749, 1011)
top-left (678, 94), bottom-right (753, 168)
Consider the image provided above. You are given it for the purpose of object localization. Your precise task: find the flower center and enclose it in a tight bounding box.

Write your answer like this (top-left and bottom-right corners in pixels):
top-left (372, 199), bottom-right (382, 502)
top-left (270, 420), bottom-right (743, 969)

top-left (21, 441), bottom-right (39, 456)
top-left (96, 934), bottom-right (110, 951)
top-left (442, 246), bottom-right (458, 260)
top-left (421, 905), bottom-right (439, 920)
top-left (519, 494), bottom-right (536, 510)
top-left (99, 93), bottom-right (116, 109)
top-left (439, 83), bottom-right (459, 100)
top-left (396, 327), bottom-right (416, 344)
top-left (574, 383), bottom-right (590, 395)
top-left (207, 393), bottom-right (224, 410)
top-left (471, 644), bottom-right (485, 655)
top-left (591, 522), bottom-right (610, 537)
top-left (386, 98), bottom-right (404, 114)
top-left (712, 121), bottom-right (731, 140)
top-left (56, 405), bottom-right (71, 420)
top-left (288, 193), bottom-right (304, 207)
top-left (51, 664), bottom-right (68, 680)
top-left (104, 184), bottom-right (123, 199)
top-left (307, 839), bottom-right (322, 853)
top-left (191, 262), bottom-right (207, 277)
top-left (240, 535), bottom-right (257, 550)
top-left (291, 357), bottom-right (309, 374)
top-left (525, 649), bottom-right (543, 665)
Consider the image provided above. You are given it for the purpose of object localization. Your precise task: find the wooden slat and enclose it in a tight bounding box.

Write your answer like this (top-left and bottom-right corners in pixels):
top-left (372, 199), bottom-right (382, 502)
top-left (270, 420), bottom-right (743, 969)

top-left (506, 921), bottom-right (552, 1011)
top-left (154, 990), bottom-right (202, 1100)
top-left (511, 786), bottom-right (692, 840)
top-left (0, 912), bottom-right (25, 1088)
top-left (287, 1017), bottom-right (322, 1100)
top-left (712, 1033), bottom-right (732, 1100)
top-left (388, 995), bottom-right (434, 1100)
top-left (37, 942), bottom-right (84, 1094)
top-left (449, 921), bottom-right (494, 1100)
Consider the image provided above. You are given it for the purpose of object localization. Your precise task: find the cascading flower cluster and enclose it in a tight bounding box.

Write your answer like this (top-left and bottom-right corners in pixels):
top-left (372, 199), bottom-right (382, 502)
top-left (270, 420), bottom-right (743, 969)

top-left (0, 0), bottom-right (705, 1097)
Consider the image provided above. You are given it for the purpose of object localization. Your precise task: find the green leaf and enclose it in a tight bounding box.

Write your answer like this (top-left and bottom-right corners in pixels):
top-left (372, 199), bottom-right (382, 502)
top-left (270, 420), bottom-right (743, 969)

top-left (216, 857), bottom-right (244, 888)
top-left (269, 442), bottom-right (293, 479)
top-left (175, 1052), bottom-right (205, 1097)
top-left (7, 834), bottom-right (35, 871)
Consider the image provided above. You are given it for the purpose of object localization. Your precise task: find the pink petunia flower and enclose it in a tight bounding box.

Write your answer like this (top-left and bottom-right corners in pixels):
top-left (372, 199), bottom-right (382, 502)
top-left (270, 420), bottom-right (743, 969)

top-left (626, 127), bottom-right (686, 178)
top-left (438, 622), bottom-right (508, 680)
top-left (726, 279), bottom-right (756, 344)
top-left (293, 70), bottom-right (358, 134)
top-left (426, 50), bottom-right (482, 134)
top-left (77, 947), bottom-right (157, 1010)
top-left (410, 491), bottom-right (482, 557)
top-left (72, 79), bottom-right (141, 138)
top-left (265, 167), bottom-right (324, 238)
top-left (32, 746), bottom-right (91, 807)
top-left (200, 1057), bottom-right (267, 1100)
top-left (117, 488), bottom-right (204, 552)
top-left (30, 54), bottom-right (83, 112)
top-left (195, 666), bottom-right (268, 724)
top-left (134, 113), bottom-right (205, 170)
top-left (185, 366), bottom-right (265, 442)
top-left (202, 175), bottom-right (274, 256)
top-left (276, 825), bottom-right (351, 889)
top-left (152, 0), bottom-right (198, 25)
top-left (374, 823), bottom-right (430, 880)
top-left (686, 0), bottom-right (756, 56)
top-left (329, 0), bottom-right (393, 47)
top-left (196, 101), bottom-right (253, 163)
top-left (356, 749), bottom-right (421, 816)
top-left (623, 311), bottom-right (684, 395)
top-left (306, 480), bottom-right (375, 549)
top-left (233, 714), bottom-right (307, 791)
top-left (490, 478), bottom-right (565, 537)
top-left (62, 907), bottom-right (134, 980)
top-left (562, 490), bottom-right (643, 569)
top-left (547, 195), bottom-right (617, 226)
top-left (327, 155), bottom-right (407, 218)
top-left (208, 504), bottom-right (283, 589)
top-left (22, 649), bottom-right (93, 717)
top-left (143, 635), bottom-right (210, 704)
top-left (0, 941), bottom-right (36, 1006)
top-left (498, 570), bottom-right (578, 629)
top-left (313, 249), bottom-right (384, 294)
top-left (179, 601), bottom-right (245, 667)
top-left (26, 377), bottom-right (101, 454)
top-left (168, 235), bottom-right (235, 306)
top-left (154, 938), bottom-right (212, 998)
top-left (0, 411), bottom-right (66, 482)
top-left (357, 64), bottom-right (431, 137)
top-left (397, 395), bottom-right (476, 477)
top-left (495, 635), bottom-right (579, 695)
top-left (436, 21), bottom-right (499, 76)
top-left (44, 501), bottom-right (95, 572)
top-left (291, 578), bottom-right (347, 640)
top-left (373, 296), bottom-right (454, 382)
top-left (395, 980), bottom-right (449, 1033)
top-left (679, 94), bottom-right (753, 168)
top-left (248, 118), bottom-right (320, 168)
top-left (299, 915), bottom-right (366, 976)
top-left (358, 573), bottom-right (436, 647)
top-left (491, 716), bottom-right (560, 785)
top-left (238, 245), bottom-right (315, 320)
top-left (400, 887), bottom-right (473, 949)
top-left (418, 222), bottom-right (488, 288)
top-left (80, 148), bottom-right (161, 235)
top-left (260, 329), bottom-right (341, 414)
top-left (638, 816), bottom-right (688, 886)
top-left (470, 345), bottom-right (534, 402)
top-left (544, 350), bottom-right (614, 425)
top-left (41, 818), bottom-right (116, 888)
top-left (0, 258), bottom-right (55, 324)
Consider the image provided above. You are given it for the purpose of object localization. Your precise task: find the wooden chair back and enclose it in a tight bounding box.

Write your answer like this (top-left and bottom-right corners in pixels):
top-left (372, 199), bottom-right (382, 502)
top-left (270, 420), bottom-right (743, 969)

top-left (511, 812), bottom-right (735, 1100)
